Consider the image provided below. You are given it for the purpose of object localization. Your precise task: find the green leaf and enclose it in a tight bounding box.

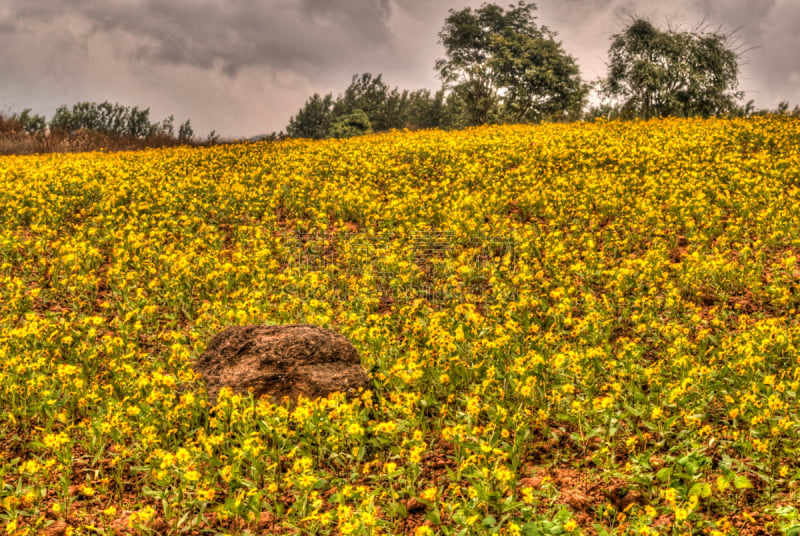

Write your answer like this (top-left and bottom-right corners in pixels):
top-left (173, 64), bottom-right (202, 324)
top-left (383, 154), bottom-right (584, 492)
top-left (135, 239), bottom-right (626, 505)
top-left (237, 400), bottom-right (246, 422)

top-left (141, 486), bottom-right (164, 498)
top-left (553, 507), bottom-right (571, 522)
top-left (482, 515), bottom-right (497, 528)
top-left (540, 520), bottom-right (562, 535)
top-left (689, 482), bottom-right (712, 498)
top-left (734, 475), bottom-right (753, 489)
top-left (522, 522), bottom-right (542, 536)
top-left (591, 526), bottom-right (611, 536)
top-left (656, 467), bottom-right (673, 482)
top-left (624, 404), bottom-right (643, 417)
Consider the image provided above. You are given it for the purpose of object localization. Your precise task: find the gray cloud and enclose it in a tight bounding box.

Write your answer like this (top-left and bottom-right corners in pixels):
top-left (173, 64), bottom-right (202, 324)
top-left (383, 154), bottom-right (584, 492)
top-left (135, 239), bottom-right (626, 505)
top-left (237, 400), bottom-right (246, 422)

top-left (5, 0), bottom-right (396, 75)
top-left (1, 0), bottom-right (798, 137)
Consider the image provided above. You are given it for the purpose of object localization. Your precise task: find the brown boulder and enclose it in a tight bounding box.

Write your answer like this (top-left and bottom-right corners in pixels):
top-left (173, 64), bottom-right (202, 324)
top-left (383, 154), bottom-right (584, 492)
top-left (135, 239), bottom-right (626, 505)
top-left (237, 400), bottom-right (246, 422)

top-left (194, 324), bottom-right (370, 406)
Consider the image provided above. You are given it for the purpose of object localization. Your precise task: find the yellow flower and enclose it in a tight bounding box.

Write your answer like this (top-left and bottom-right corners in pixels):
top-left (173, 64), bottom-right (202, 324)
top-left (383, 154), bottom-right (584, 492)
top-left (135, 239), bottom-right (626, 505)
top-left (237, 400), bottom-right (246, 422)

top-left (420, 487), bottom-right (438, 502)
top-left (348, 423), bottom-right (364, 436)
top-left (521, 486), bottom-right (535, 503)
top-left (219, 465), bottom-right (232, 482)
top-left (495, 466), bottom-right (514, 484)
top-left (128, 505), bottom-right (156, 528)
top-left (197, 487), bottom-right (215, 501)
top-left (175, 448), bottom-right (191, 464)
top-left (409, 445), bottom-right (425, 464)
top-left (184, 470), bottom-right (201, 482)
top-left (373, 421), bottom-right (397, 434)
top-left (298, 473), bottom-right (317, 489)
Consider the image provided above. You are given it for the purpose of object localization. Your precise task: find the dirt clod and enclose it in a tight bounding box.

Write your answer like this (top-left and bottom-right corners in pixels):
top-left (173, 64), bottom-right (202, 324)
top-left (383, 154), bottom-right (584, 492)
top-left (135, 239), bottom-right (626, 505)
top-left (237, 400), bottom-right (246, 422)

top-left (42, 521), bottom-right (70, 536)
top-left (194, 324), bottom-right (371, 406)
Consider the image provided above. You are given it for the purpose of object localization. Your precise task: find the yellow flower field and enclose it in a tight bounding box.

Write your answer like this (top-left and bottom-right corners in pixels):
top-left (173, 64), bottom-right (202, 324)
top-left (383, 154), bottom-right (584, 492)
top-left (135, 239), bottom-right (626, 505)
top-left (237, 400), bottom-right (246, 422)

top-left (1, 117), bottom-right (800, 535)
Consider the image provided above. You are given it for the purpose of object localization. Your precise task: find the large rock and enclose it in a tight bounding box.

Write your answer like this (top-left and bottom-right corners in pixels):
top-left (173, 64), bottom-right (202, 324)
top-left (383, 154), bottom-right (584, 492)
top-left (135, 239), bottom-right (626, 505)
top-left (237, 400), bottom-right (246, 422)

top-left (194, 324), bottom-right (370, 406)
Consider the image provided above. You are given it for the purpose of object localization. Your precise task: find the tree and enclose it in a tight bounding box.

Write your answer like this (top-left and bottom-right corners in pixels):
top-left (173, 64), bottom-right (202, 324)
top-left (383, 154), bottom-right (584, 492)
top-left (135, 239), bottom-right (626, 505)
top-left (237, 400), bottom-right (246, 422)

top-left (286, 74), bottom-right (458, 137)
top-left (490, 30), bottom-right (587, 121)
top-left (328, 109), bottom-right (373, 138)
top-left (333, 73), bottom-right (394, 131)
top-left (17, 109), bottom-right (47, 135)
top-left (402, 89), bottom-right (447, 129)
top-left (178, 120), bottom-right (194, 143)
top-left (286, 93), bottom-right (334, 139)
top-left (435, 1), bottom-right (587, 125)
top-left (600, 18), bottom-right (743, 119)
top-left (49, 101), bottom-right (163, 137)
top-left (159, 115), bottom-right (175, 137)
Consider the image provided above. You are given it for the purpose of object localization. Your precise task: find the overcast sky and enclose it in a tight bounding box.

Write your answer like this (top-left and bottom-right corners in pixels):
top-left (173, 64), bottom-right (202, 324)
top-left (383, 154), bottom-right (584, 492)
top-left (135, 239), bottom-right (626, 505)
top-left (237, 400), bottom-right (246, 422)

top-left (2, 0), bottom-right (798, 138)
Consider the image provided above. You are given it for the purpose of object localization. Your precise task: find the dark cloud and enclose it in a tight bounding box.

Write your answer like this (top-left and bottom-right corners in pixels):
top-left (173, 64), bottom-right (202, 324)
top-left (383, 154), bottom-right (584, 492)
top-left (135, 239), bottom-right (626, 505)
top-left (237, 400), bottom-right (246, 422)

top-left (0, 0), bottom-right (798, 137)
top-left (695, 0), bottom-right (800, 105)
top-left (3, 0), bottom-right (396, 76)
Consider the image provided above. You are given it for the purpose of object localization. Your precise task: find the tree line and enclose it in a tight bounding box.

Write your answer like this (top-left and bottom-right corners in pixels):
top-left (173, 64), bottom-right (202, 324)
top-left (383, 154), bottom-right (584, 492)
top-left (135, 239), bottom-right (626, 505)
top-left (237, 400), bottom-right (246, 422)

top-left (0, 101), bottom-right (233, 155)
top-left (0, 101), bottom-right (224, 155)
top-left (286, 1), bottom-right (799, 139)
top-left (3, 101), bottom-right (197, 141)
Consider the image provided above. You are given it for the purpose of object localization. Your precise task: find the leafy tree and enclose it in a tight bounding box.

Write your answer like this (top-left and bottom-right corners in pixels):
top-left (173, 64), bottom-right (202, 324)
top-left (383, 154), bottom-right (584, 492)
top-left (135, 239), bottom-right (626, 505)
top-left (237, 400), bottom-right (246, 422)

top-left (332, 73), bottom-right (454, 132)
top-left (735, 99), bottom-right (800, 118)
top-left (600, 18), bottom-right (743, 119)
top-left (49, 101), bottom-right (165, 137)
top-left (490, 30), bottom-right (587, 121)
top-left (402, 89), bottom-right (447, 130)
top-left (383, 87), bottom-right (411, 130)
top-left (287, 74), bottom-right (457, 137)
top-left (328, 109), bottom-right (373, 138)
top-left (286, 93), bottom-right (334, 139)
top-left (127, 107), bottom-right (153, 137)
top-left (333, 73), bottom-right (394, 131)
top-left (178, 120), bottom-right (194, 143)
top-left (435, 1), bottom-right (587, 125)
top-left (772, 101), bottom-right (800, 116)
top-left (159, 115), bottom-right (175, 137)
top-left (17, 109), bottom-right (47, 134)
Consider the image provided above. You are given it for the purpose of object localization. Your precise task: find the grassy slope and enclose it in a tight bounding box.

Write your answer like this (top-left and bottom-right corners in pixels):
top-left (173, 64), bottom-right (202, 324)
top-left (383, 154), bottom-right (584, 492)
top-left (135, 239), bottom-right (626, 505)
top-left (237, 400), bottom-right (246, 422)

top-left (1, 117), bottom-right (800, 535)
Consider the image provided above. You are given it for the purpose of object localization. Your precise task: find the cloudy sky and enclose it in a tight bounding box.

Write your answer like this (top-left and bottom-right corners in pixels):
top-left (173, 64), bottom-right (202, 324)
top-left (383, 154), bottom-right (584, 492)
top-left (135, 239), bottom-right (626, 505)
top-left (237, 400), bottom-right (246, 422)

top-left (1, 0), bottom-right (798, 138)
